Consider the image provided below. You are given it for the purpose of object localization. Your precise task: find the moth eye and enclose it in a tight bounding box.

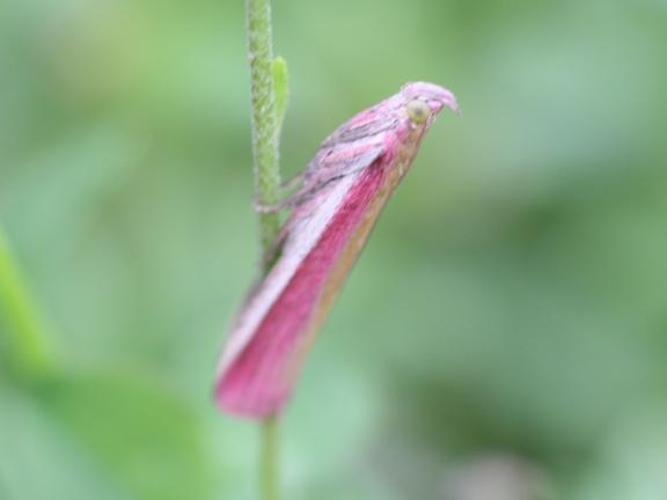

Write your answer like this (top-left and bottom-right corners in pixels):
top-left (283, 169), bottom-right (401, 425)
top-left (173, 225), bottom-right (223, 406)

top-left (406, 99), bottom-right (431, 124)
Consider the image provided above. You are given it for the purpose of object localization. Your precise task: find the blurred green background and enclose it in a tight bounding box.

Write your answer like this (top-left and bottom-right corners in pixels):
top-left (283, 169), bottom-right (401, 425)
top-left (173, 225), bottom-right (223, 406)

top-left (1, 0), bottom-right (666, 498)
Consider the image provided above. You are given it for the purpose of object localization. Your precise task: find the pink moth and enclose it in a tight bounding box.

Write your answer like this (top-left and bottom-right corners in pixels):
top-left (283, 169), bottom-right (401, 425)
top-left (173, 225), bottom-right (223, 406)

top-left (216, 82), bottom-right (459, 418)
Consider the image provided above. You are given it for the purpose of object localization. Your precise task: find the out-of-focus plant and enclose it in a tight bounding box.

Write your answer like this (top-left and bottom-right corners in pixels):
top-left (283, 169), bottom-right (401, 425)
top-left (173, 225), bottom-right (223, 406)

top-left (0, 227), bottom-right (56, 382)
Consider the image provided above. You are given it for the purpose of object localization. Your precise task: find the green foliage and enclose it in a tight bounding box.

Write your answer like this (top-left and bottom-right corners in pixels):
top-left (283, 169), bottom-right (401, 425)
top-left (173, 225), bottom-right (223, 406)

top-left (0, 371), bottom-right (216, 500)
top-left (44, 371), bottom-right (215, 500)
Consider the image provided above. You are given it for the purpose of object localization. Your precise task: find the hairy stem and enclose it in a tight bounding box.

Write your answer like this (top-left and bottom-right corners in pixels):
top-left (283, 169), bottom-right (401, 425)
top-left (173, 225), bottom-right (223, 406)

top-left (0, 227), bottom-right (55, 381)
top-left (245, 0), bottom-right (283, 499)
top-left (246, 0), bottom-right (282, 255)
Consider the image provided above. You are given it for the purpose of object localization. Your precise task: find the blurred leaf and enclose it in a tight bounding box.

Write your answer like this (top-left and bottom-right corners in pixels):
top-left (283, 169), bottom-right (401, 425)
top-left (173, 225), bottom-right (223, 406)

top-left (42, 370), bottom-right (216, 500)
top-left (0, 381), bottom-right (125, 500)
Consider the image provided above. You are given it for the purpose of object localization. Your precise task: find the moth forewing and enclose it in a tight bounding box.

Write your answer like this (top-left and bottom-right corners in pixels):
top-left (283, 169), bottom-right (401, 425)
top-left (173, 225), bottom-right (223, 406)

top-left (216, 170), bottom-right (365, 376)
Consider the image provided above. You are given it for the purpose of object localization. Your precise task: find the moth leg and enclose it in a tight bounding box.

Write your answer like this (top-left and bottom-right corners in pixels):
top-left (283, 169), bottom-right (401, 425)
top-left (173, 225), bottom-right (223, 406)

top-left (252, 196), bottom-right (293, 214)
top-left (279, 171), bottom-right (304, 193)
top-left (252, 171), bottom-right (305, 214)
top-left (252, 182), bottom-right (327, 214)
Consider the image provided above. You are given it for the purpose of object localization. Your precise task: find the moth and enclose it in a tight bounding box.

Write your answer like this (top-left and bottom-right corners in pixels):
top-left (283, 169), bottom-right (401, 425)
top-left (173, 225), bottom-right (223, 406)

top-left (216, 82), bottom-right (458, 418)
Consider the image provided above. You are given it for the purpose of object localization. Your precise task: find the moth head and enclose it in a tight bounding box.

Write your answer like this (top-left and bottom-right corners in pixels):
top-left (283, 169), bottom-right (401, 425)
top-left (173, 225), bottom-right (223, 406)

top-left (401, 81), bottom-right (460, 118)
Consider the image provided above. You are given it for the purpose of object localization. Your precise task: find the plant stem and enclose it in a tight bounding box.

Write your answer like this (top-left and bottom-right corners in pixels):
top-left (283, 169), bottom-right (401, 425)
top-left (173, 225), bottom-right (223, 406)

top-left (246, 0), bottom-right (282, 254)
top-left (260, 414), bottom-right (280, 500)
top-left (0, 227), bottom-right (55, 381)
top-left (245, 0), bottom-right (282, 499)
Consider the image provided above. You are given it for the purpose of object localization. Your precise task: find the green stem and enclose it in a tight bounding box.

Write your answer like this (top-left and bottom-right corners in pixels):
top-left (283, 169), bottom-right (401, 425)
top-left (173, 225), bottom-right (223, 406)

top-left (0, 227), bottom-right (55, 381)
top-left (246, 0), bottom-right (282, 255)
top-left (260, 414), bottom-right (280, 500)
top-left (245, 0), bottom-right (283, 499)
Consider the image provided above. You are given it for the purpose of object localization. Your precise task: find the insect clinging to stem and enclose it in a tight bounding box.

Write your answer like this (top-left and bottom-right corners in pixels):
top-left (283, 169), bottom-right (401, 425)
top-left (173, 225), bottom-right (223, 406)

top-left (216, 81), bottom-right (459, 418)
